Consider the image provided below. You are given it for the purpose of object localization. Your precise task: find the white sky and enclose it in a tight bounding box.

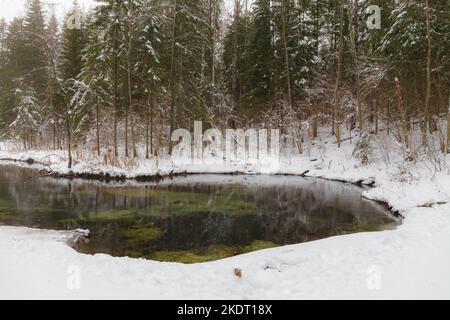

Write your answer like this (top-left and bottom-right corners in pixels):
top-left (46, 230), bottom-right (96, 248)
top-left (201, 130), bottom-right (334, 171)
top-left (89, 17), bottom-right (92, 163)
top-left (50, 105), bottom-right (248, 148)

top-left (0, 0), bottom-right (237, 22)
top-left (0, 0), bottom-right (96, 21)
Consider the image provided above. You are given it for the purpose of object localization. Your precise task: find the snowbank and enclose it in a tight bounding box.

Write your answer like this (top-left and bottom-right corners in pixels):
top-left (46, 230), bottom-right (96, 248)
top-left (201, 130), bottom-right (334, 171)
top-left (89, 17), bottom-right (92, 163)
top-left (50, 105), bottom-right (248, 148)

top-left (1, 203), bottom-right (449, 299)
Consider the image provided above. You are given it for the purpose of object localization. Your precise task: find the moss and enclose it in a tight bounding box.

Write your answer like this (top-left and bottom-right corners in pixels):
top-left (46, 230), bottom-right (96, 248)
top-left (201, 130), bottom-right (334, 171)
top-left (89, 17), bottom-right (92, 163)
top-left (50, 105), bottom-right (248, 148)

top-left (239, 240), bottom-right (279, 253)
top-left (339, 218), bottom-right (389, 233)
top-left (139, 194), bottom-right (257, 217)
top-left (57, 217), bottom-right (85, 224)
top-left (88, 209), bottom-right (136, 222)
top-left (126, 250), bottom-right (147, 259)
top-left (106, 184), bottom-right (251, 198)
top-left (0, 200), bottom-right (17, 220)
top-left (150, 245), bottom-right (237, 264)
top-left (150, 240), bottom-right (279, 264)
top-left (106, 186), bottom-right (257, 216)
top-left (0, 210), bottom-right (15, 220)
top-left (0, 199), bottom-right (13, 208)
top-left (106, 187), bottom-right (153, 198)
top-left (121, 225), bottom-right (164, 242)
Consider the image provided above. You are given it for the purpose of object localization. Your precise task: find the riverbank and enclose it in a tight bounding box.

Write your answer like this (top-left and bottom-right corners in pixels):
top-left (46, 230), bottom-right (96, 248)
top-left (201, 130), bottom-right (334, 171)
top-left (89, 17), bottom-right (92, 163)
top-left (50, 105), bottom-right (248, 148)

top-left (1, 132), bottom-right (450, 299)
top-left (1, 204), bottom-right (449, 299)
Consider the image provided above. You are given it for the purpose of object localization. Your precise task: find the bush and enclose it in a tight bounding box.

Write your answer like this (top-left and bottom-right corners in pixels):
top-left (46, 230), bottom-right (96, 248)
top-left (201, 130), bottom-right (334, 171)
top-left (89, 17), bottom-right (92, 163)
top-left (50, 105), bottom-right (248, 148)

top-left (353, 131), bottom-right (374, 165)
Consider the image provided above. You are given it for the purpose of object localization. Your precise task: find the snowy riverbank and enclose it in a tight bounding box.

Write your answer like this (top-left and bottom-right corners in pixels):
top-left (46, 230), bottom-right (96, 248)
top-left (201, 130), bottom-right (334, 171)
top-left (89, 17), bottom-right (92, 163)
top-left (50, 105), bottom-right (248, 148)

top-left (1, 134), bottom-right (450, 299)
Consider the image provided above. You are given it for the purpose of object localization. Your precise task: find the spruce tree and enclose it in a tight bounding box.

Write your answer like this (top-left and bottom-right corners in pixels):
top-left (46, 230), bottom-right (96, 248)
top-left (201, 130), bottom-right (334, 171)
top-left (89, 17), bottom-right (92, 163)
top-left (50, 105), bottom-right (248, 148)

top-left (22, 0), bottom-right (48, 99)
top-left (246, 0), bottom-right (273, 113)
top-left (60, 2), bottom-right (87, 81)
top-left (60, 1), bottom-right (90, 166)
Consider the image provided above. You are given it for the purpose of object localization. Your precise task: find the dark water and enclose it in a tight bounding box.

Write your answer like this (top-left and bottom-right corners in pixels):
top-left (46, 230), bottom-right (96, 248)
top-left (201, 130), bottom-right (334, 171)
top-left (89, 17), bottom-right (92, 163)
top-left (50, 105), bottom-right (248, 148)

top-left (0, 164), bottom-right (399, 263)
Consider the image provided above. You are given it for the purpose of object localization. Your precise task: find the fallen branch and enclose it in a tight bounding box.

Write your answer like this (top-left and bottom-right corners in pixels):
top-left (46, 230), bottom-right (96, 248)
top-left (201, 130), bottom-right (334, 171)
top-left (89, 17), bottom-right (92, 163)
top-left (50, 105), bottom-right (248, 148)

top-left (0, 157), bottom-right (54, 173)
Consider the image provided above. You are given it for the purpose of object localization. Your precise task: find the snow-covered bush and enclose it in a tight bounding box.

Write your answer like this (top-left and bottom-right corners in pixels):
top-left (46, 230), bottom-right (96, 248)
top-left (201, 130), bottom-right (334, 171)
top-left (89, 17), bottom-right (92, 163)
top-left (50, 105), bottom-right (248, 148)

top-left (352, 131), bottom-right (374, 165)
top-left (9, 85), bottom-right (44, 146)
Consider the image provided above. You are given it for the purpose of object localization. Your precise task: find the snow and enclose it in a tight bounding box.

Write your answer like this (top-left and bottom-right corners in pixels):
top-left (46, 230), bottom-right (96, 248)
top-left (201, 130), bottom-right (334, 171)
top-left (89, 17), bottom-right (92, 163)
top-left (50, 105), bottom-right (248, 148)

top-left (0, 129), bottom-right (450, 299)
top-left (1, 204), bottom-right (449, 299)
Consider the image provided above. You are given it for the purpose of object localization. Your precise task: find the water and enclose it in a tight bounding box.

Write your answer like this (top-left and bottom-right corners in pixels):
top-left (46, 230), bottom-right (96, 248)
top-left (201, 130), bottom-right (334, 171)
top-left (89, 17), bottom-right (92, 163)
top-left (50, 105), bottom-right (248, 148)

top-left (0, 164), bottom-right (399, 263)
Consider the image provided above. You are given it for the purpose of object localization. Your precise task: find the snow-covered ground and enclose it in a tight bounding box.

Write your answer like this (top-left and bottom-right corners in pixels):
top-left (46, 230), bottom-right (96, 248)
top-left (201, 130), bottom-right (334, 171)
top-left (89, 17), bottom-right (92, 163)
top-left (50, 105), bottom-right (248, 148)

top-left (0, 131), bottom-right (450, 299)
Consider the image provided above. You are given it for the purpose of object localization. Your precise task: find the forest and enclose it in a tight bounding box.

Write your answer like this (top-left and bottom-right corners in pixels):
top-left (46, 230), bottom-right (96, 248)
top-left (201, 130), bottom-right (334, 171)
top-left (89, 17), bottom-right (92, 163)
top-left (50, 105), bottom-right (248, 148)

top-left (0, 0), bottom-right (449, 168)
top-left (1, 0), bottom-right (450, 301)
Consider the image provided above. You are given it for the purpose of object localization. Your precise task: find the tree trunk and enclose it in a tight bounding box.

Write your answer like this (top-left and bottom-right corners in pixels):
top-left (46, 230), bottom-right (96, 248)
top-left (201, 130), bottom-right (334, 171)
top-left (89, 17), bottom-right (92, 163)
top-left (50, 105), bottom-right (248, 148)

top-left (347, 0), bottom-right (363, 131)
top-left (370, 102), bottom-right (374, 124)
top-left (312, 105), bottom-right (318, 139)
top-left (395, 78), bottom-right (409, 148)
top-left (113, 26), bottom-right (119, 158)
top-left (386, 101), bottom-right (390, 135)
top-left (446, 95), bottom-right (450, 154)
top-left (146, 84), bottom-right (154, 160)
top-left (125, 111), bottom-right (129, 158)
top-left (332, 1), bottom-right (344, 147)
top-left (66, 124), bottom-right (72, 169)
top-left (113, 112), bottom-right (118, 157)
top-left (96, 104), bottom-right (100, 157)
top-left (151, 88), bottom-right (155, 157)
top-left (127, 0), bottom-right (137, 158)
top-left (281, 0), bottom-right (292, 110)
top-left (131, 116), bottom-right (137, 158)
top-left (424, 0), bottom-right (432, 142)
top-left (169, 0), bottom-right (179, 154)
top-left (53, 123), bottom-right (57, 150)
top-left (231, 0), bottom-right (240, 128)
top-left (211, 0), bottom-right (218, 111)
top-left (146, 103), bottom-right (150, 160)
top-left (374, 100), bottom-right (379, 135)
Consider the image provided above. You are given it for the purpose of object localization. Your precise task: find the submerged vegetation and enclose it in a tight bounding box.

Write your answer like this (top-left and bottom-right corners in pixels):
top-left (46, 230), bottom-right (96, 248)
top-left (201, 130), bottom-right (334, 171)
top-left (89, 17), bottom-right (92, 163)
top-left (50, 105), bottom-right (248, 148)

top-left (121, 225), bottom-right (164, 242)
top-left (87, 209), bottom-right (136, 222)
top-left (150, 240), bottom-right (280, 264)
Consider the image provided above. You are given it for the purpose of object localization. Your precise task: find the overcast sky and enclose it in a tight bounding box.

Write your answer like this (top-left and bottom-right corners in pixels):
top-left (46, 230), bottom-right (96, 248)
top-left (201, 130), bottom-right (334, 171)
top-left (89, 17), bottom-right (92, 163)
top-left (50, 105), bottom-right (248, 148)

top-left (0, 0), bottom-right (95, 21)
top-left (0, 0), bottom-right (236, 22)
